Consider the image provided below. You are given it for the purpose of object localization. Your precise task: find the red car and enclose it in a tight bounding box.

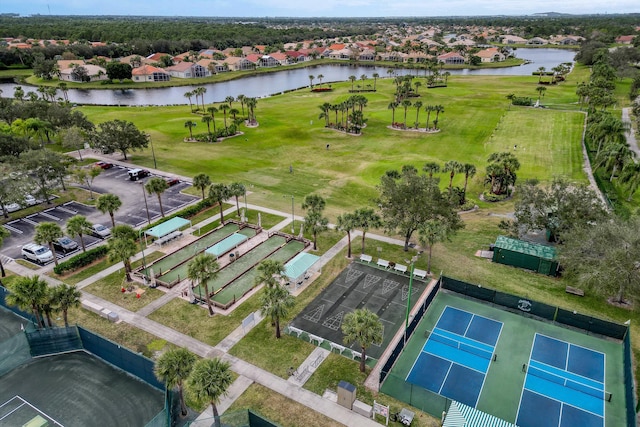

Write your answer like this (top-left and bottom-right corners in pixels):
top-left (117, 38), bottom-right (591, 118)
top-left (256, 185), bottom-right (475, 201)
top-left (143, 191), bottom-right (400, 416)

top-left (165, 178), bottom-right (180, 187)
top-left (95, 161), bottom-right (114, 169)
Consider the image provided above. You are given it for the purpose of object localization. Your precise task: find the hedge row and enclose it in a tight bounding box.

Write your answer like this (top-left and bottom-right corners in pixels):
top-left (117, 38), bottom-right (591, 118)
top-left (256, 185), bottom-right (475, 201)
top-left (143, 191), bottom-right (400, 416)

top-left (53, 245), bottom-right (109, 275)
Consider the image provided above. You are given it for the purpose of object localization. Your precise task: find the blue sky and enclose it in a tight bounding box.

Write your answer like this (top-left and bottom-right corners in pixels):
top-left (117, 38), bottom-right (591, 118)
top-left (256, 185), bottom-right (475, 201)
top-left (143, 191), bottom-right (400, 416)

top-left (4, 0), bottom-right (639, 17)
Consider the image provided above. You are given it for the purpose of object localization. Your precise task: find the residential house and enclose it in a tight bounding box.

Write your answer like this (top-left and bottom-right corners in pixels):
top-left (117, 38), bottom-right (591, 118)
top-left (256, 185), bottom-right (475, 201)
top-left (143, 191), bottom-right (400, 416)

top-left (407, 51), bottom-right (430, 63)
top-left (131, 65), bottom-right (170, 82)
top-left (527, 37), bottom-right (548, 45)
top-left (146, 53), bottom-right (172, 62)
top-left (118, 55), bottom-right (147, 68)
top-left (164, 62), bottom-right (207, 78)
top-left (284, 51), bottom-right (307, 62)
top-left (56, 59), bottom-right (84, 71)
top-left (501, 35), bottom-right (528, 45)
top-left (358, 49), bottom-right (376, 61)
top-left (224, 56), bottom-right (255, 71)
top-left (476, 47), bottom-right (505, 63)
top-left (197, 59), bottom-right (227, 75)
top-left (437, 52), bottom-right (466, 65)
top-left (59, 64), bottom-right (108, 82)
top-left (269, 52), bottom-right (291, 66)
top-left (379, 51), bottom-right (408, 62)
top-left (615, 35), bottom-right (635, 44)
top-left (550, 35), bottom-right (584, 45)
top-left (327, 48), bottom-right (353, 60)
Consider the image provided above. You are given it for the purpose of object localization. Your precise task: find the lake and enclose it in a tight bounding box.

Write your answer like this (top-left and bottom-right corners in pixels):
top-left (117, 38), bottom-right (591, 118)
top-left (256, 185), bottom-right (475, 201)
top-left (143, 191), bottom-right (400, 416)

top-left (0, 48), bottom-right (575, 106)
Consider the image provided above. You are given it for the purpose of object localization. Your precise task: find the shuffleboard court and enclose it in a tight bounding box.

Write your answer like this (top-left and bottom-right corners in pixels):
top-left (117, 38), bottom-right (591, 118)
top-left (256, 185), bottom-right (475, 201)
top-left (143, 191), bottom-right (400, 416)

top-left (289, 262), bottom-right (427, 360)
top-left (193, 235), bottom-right (287, 298)
top-left (142, 223), bottom-right (239, 277)
top-left (0, 352), bottom-right (163, 427)
top-left (212, 240), bottom-right (305, 305)
top-left (517, 334), bottom-right (607, 427)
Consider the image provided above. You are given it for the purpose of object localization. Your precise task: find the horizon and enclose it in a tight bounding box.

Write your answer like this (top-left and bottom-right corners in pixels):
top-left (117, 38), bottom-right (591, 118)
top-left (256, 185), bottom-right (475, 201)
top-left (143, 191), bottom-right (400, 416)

top-left (3, 0), bottom-right (639, 19)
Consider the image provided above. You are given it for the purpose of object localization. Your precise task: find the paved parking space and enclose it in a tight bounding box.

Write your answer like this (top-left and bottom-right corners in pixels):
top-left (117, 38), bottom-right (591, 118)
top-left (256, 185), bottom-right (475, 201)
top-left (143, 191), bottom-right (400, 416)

top-left (0, 165), bottom-right (198, 263)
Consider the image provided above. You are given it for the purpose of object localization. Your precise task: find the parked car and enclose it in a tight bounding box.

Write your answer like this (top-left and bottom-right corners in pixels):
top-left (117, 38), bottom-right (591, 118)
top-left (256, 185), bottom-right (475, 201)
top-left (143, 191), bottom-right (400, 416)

top-left (24, 195), bottom-right (37, 206)
top-left (128, 168), bottom-right (150, 181)
top-left (165, 177), bottom-right (180, 187)
top-left (53, 236), bottom-right (79, 254)
top-left (90, 224), bottom-right (111, 239)
top-left (95, 161), bottom-right (114, 169)
top-left (21, 243), bottom-right (54, 265)
top-left (2, 202), bottom-right (20, 213)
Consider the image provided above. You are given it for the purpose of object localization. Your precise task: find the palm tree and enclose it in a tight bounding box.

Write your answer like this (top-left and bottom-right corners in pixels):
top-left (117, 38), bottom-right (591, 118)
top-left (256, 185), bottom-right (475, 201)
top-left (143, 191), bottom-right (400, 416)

top-left (537, 66), bottom-right (546, 84)
top-left (184, 91), bottom-right (194, 112)
top-left (308, 74), bottom-right (315, 88)
top-left (423, 161), bottom-right (441, 179)
top-left (319, 102), bottom-right (332, 127)
top-left (66, 214), bottom-right (92, 252)
top-left (96, 194), bottom-right (122, 228)
top-left (201, 116), bottom-right (213, 138)
top-left (354, 208), bottom-right (382, 254)
top-left (188, 358), bottom-right (233, 427)
top-left (58, 82), bottom-right (69, 102)
top-left (388, 102), bottom-right (398, 126)
top-left (414, 80), bottom-right (422, 95)
top-left (317, 74), bottom-right (324, 86)
top-left (207, 106), bottom-right (218, 134)
top-left (419, 220), bottom-right (449, 274)
top-left (229, 108), bottom-right (240, 124)
top-left (349, 75), bottom-right (357, 91)
top-left (425, 105), bottom-right (435, 130)
top-left (443, 160), bottom-right (463, 196)
top-left (155, 348), bottom-right (197, 417)
top-left (34, 222), bottom-right (63, 266)
top-left (52, 283), bottom-right (81, 327)
top-left (620, 162), bottom-right (640, 201)
top-left (184, 120), bottom-right (197, 140)
top-left (219, 104), bottom-right (230, 133)
top-left (193, 173), bottom-right (211, 200)
top-left (199, 87), bottom-right (208, 111)
top-left (228, 182), bottom-right (246, 216)
top-left (108, 235), bottom-right (137, 282)
top-left (237, 94), bottom-right (246, 116)
top-left (0, 227), bottom-right (9, 278)
top-left (187, 253), bottom-right (219, 316)
top-left (433, 105), bottom-right (445, 130)
top-left (461, 163), bottom-right (477, 203)
top-left (336, 212), bottom-right (357, 258)
top-left (342, 308), bottom-right (383, 372)
top-left (209, 183), bottom-right (230, 223)
top-left (254, 259), bottom-right (286, 289)
top-left (224, 96), bottom-right (235, 109)
top-left (596, 142), bottom-right (633, 181)
top-left (260, 285), bottom-right (295, 338)
top-left (536, 86), bottom-right (547, 102)
top-left (372, 72), bottom-right (379, 90)
top-left (414, 101), bottom-right (423, 129)
top-left (146, 177), bottom-right (170, 217)
top-left (401, 99), bottom-right (412, 128)
top-left (6, 275), bottom-right (48, 328)
top-left (245, 97), bottom-right (258, 123)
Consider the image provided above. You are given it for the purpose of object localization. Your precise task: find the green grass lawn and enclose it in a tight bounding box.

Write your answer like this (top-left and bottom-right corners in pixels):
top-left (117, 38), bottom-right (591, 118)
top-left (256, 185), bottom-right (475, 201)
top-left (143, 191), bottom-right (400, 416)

top-left (78, 71), bottom-right (587, 220)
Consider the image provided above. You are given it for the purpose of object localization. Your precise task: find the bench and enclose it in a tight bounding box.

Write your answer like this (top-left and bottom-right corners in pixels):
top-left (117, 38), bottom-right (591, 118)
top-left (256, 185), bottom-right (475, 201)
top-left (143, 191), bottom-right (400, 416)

top-left (155, 230), bottom-right (183, 246)
top-left (377, 258), bottom-right (390, 269)
top-left (308, 333), bottom-right (324, 346)
top-left (413, 268), bottom-right (427, 280)
top-left (565, 286), bottom-right (584, 297)
top-left (360, 254), bottom-right (372, 263)
top-left (287, 326), bottom-right (303, 337)
top-left (330, 343), bottom-right (346, 354)
top-left (394, 263), bottom-right (408, 274)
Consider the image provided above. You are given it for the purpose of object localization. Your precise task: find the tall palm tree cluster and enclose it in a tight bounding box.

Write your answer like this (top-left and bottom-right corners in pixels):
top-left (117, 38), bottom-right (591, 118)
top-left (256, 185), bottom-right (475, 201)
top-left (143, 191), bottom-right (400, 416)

top-left (6, 276), bottom-right (81, 329)
top-left (423, 160), bottom-right (477, 205)
top-left (184, 92), bottom-right (258, 141)
top-left (317, 95), bottom-right (368, 134)
top-left (192, 173), bottom-right (246, 223)
top-left (388, 99), bottom-right (444, 131)
top-left (484, 152), bottom-right (521, 196)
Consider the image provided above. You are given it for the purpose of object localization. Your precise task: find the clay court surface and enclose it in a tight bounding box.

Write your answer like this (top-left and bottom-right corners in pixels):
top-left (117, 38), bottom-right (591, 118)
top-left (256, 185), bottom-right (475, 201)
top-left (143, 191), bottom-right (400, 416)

top-left (0, 351), bottom-right (163, 427)
top-left (290, 261), bottom-right (428, 360)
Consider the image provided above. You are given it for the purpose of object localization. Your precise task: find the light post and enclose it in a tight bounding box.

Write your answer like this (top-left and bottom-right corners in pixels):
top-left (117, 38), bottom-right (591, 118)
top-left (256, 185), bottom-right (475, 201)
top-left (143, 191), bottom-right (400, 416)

top-left (140, 182), bottom-right (151, 225)
top-left (404, 255), bottom-right (418, 345)
top-left (283, 195), bottom-right (295, 233)
top-left (147, 133), bottom-right (157, 169)
top-left (139, 229), bottom-right (148, 285)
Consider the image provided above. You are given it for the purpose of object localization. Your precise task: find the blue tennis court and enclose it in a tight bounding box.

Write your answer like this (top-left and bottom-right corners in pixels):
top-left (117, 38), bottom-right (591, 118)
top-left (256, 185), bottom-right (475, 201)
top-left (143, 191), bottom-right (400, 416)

top-left (516, 334), bottom-right (607, 427)
top-left (406, 306), bottom-right (503, 407)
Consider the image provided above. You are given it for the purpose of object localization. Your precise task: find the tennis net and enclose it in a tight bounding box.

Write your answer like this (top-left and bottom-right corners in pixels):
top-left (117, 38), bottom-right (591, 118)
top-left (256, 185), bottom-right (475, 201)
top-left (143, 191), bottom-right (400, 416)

top-left (426, 329), bottom-right (495, 361)
top-left (525, 364), bottom-right (612, 402)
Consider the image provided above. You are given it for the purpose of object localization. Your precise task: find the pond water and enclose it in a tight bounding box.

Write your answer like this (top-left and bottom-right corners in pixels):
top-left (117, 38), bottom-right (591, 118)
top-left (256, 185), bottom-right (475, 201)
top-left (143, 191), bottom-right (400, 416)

top-left (0, 48), bottom-right (575, 106)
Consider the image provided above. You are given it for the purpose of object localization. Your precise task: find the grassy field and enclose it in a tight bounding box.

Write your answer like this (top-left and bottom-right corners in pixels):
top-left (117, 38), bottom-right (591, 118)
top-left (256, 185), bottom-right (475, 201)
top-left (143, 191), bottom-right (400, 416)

top-left (79, 69), bottom-right (587, 220)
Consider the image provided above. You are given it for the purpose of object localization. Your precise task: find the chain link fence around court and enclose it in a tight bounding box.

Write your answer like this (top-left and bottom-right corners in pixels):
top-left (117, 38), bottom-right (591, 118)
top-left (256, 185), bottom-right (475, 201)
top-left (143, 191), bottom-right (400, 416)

top-left (182, 409), bottom-right (280, 427)
top-left (440, 276), bottom-right (628, 340)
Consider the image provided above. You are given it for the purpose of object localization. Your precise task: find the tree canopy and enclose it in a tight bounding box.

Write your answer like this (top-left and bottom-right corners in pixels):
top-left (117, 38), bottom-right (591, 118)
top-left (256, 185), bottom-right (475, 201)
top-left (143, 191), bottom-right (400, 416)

top-left (90, 119), bottom-right (148, 160)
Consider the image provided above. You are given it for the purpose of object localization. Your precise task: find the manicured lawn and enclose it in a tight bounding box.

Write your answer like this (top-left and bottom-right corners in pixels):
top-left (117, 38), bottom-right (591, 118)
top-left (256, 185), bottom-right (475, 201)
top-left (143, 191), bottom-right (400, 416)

top-left (78, 71), bottom-right (587, 220)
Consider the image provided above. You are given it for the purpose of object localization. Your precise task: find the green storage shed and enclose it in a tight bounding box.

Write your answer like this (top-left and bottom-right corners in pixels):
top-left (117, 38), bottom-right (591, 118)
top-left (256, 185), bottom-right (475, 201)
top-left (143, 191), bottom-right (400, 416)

top-left (492, 235), bottom-right (559, 276)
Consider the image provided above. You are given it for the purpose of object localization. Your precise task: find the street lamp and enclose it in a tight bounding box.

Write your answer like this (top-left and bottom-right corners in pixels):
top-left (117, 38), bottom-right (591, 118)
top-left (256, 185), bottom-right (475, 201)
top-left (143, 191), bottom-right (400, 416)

top-left (283, 195), bottom-right (295, 233)
top-left (404, 255), bottom-right (419, 345)
top-left (138, 229), bottom-right (148, 285)
top-left (146, 133), bottom-right (157, 169)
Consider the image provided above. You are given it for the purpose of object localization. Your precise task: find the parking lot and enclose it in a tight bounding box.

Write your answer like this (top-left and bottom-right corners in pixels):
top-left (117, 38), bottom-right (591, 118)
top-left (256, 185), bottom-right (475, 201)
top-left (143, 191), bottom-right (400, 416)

top-left (0, 164), bottom-right (197, 263)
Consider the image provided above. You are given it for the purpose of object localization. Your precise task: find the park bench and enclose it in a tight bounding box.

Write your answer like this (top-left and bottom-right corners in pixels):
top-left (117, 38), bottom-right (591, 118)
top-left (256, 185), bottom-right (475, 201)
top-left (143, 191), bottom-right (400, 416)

top-left (565, 286), bottom-right (584, 297)
top-left (377, 259), bottom-right (390, 269)
top-left (360, 254), bottom-right (372, 263)
top-left (394, 263), bottom-right (408, 274)
top-left (413, 268), bottom-right (427, 280)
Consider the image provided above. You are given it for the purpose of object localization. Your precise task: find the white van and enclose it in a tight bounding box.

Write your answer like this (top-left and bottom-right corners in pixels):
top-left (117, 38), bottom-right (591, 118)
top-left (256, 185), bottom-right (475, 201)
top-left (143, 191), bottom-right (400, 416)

top-left (22, 243), bottom-right (54, 264)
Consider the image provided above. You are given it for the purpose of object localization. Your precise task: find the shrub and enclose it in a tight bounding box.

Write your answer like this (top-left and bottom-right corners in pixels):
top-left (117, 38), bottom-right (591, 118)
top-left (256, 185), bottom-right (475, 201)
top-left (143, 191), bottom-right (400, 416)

top-left (511, 96), bottom-right (533, 106)
top-left (482, 191), bottom-right (508, 202)
top-left (460, 199), bottom-right (477, 211)
top-left (53, 245), bottom-right (109, 275)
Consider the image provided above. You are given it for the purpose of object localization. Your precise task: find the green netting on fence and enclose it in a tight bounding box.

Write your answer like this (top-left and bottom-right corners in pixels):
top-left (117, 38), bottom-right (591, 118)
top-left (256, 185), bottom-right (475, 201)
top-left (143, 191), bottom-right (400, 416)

top-left (0, 332), bottom-right (31, 377)
top-left (25, 326), bottom-right (83, 357)
top-left (380, 372), bottom-right (451, 418)
top-left (183, 409), bottom-right (280, 427)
